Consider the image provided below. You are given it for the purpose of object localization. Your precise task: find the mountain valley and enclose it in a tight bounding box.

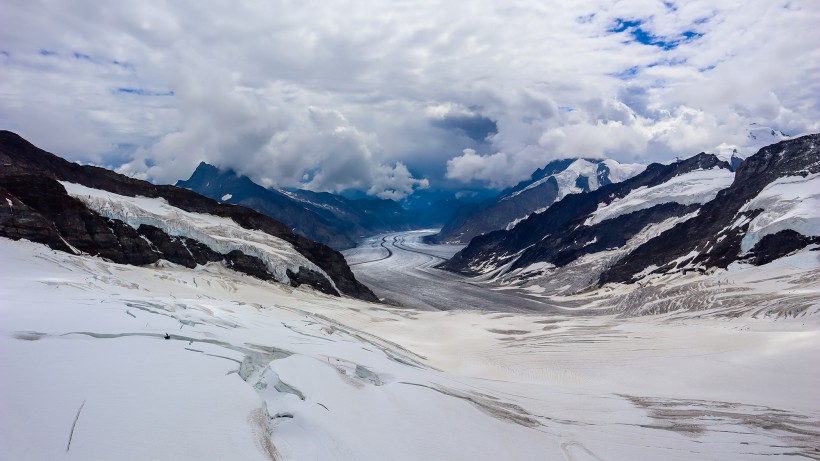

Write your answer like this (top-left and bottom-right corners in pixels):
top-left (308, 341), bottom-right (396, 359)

top-left (1, 132), bottom-right (819, 460)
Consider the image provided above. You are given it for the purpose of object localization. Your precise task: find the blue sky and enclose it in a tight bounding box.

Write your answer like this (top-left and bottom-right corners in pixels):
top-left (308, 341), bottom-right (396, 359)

top-left (1, 0), bottom-right (818, 198)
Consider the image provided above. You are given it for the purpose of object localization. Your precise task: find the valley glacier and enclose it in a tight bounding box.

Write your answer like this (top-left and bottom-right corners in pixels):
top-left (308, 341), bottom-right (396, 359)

top-left (2, 230), bottom-right (819, 460)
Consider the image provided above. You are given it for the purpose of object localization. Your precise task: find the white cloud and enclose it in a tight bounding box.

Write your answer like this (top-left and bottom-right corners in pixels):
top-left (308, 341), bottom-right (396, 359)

top-left (1, 0), bottom-right (818, 193)
top-left (368, 163), bottom-right (430, 200)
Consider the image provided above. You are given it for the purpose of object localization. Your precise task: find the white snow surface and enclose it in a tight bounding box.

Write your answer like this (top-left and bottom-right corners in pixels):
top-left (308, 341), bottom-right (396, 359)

top-left (507, 158), bottom-right (643, 201)
top-left (601, 158), bottom-right (645, 183)
top-left (585, 167), bottom-right (734, 226)
top-left (1, 235), bottom-right (820, 460)
top-left (739, 173), bottom-right (820, 252)
top-left (503, 159), bottom-right (644, 230)
top-left (712, 124), bottom-right (790, 162)
top-left (61, 181), bottom-right (333, 289)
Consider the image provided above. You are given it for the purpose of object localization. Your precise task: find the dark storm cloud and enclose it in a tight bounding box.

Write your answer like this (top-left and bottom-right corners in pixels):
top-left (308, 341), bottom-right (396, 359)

top-left (430, 114), bottom-right (498, 143)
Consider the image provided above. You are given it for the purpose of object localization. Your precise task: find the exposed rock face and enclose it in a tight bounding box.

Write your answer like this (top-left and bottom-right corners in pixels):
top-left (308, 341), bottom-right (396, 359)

top-left (287, 267), bottom-right (339, 296)
top-left (744, 230), bottom-right (820, 266)
top-left (0, 130), bottom-right (378, 302)
top-left (137, 224), bottom-right (224, 268)
top-left (178, 162), bottom-right (422, 250)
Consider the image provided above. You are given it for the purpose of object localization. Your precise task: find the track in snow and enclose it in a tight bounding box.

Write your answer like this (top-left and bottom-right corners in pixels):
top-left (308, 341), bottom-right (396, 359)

top-left (343, 230), bottom-right (561, 312)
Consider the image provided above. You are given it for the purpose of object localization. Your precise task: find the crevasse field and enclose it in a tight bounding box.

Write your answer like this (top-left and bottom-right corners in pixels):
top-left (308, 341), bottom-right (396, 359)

top-left (1, 191), bottom-right (819, 460)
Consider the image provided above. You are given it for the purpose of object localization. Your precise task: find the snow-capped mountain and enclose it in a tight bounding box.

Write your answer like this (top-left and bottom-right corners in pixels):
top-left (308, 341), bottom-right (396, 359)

top-left (2, 130), bottom-right (819, 460)
top-left (429, 158), bottom-right (644, 244)
top-left (178, 162), bottom-right (426, 250)
top-left (712, 124), bottom-right (791, 170)
top-left (0, 131), bottom-right (377, 301)
top-left (443, 134), bottom-right (820, 296)
top-left (601, 133), bottom-right (819, 285)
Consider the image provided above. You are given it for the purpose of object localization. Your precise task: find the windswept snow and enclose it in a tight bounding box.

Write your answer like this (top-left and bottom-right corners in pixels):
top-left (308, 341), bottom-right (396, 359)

top-left (61, 181), bottom-right (333, 288)
top-left (739, 173), bottom-right (820, 252)
top-left (585, 167), bottom-right (734, 226)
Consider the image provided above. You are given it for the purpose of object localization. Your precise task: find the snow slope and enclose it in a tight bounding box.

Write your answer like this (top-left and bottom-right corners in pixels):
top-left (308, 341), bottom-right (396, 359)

top-left (739, 173), bottom-right (820, 252)
top-left (585, 167), bottom-right (734, 226)
top-left (63, 181), bottom-right (333, 288)
top-left (508, 158), bottom-right (643, 202)
top-left (2, 233), bottom-right (820, 460)
top-left (712, 124), bottom-right (791, 164)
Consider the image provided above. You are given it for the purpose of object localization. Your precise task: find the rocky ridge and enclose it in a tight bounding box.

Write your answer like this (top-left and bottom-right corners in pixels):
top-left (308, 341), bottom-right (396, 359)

top-left (443, 135), bottom-right (820, 293)
top-left (0, 131), bottom-right (378, 301)
top-left (178, 163), bottom-right (428, 250)
top-left (429, 158), bottom-right (643, 244)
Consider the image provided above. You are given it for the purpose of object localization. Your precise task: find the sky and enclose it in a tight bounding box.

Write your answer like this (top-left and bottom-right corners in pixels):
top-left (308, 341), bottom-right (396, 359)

top-left (1, 0), bottom-right (819, 199)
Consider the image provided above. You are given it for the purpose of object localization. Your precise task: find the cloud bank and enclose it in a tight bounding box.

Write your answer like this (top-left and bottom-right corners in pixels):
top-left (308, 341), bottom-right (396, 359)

top-left (1, 0), bottom-right (818, 195)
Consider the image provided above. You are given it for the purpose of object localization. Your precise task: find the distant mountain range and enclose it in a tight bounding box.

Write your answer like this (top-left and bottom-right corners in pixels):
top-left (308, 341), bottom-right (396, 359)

top-left (178, 162), bottom-right (464, 250)
top-left (4, 127), bottom-right (814, 303)
top-left (0, 131), bottom-right (378, 301)
top-left (442, 134), bottom-right (820, 294)
top-left (428, 158), bottom-right (644, 244)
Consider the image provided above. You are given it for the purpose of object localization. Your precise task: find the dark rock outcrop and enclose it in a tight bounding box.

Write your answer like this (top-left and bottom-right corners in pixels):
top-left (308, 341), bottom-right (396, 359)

top-left (287, 267), bottom-right (339, 296)
top-left (137, 224), bottom-right (224, 268)
top-left (0, 130), bottom-right (378, 302)
top-left (743, 230), bottom-right (820, 266)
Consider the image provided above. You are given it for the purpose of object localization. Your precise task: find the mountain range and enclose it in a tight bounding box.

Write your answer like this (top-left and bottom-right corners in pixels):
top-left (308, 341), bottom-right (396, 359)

top-left (0, 131), bottom-right (377, 301)
top-left (178, 162), bottom-right (463, 250)
top-left (428, 158), bottom-right (644, 244)
top-left (3, 128), bottom-right (817, 304)
top-left (443, 134), bottom-right (820, 297)
top-left (2, 129), bottom-right (819, 460)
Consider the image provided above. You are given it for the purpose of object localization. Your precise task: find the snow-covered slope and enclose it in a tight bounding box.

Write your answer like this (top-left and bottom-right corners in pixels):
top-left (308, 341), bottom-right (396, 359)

top-left (739, 173), bottom-right (820, 252)
top-left (0, 130), bottom-right (377, 301)
top-left (446, 135), bottom-right (820, 294)
top-left (63, 182), bottom-right (331, 287)
top-left (444, 152), bottom-right (731, 281)
top-left (585, 167), bottom-right (734, 226)
top-left (431, 158), bottom-right (644, 244)
top-left (507, 158), bottom-right (644, 201)
top-left (712, 124), bottom-right (791, 167)
top-left (3, 236), bottom-right (819, 460)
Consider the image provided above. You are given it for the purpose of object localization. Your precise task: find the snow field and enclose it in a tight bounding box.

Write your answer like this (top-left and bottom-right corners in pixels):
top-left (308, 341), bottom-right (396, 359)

top-left (585, 167), bottom-right (733, 226)
top-left (2, 236), bottom-right (820, 460)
